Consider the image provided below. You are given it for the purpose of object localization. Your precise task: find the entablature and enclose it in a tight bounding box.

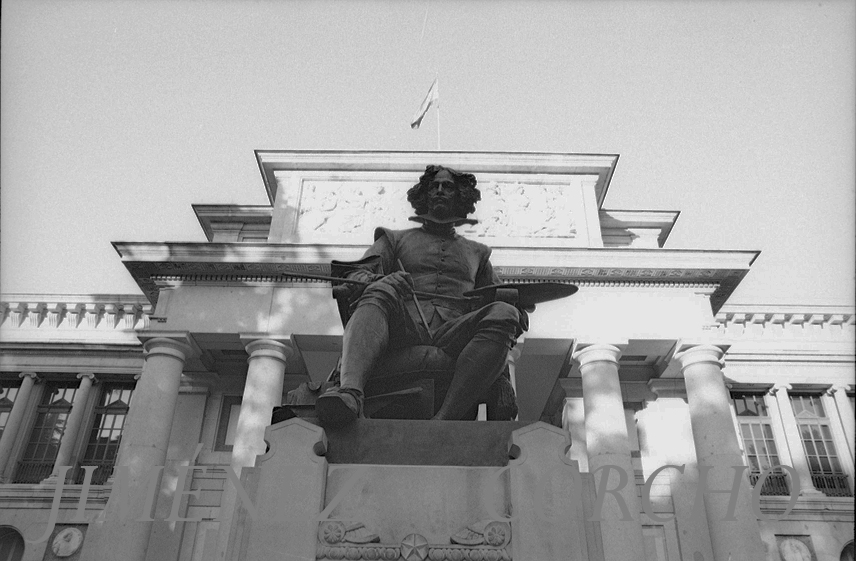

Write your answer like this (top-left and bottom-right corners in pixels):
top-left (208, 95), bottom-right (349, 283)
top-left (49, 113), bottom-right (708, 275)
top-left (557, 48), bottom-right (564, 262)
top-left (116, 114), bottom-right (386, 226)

top-left (111, 241), bottom-right (759, 312)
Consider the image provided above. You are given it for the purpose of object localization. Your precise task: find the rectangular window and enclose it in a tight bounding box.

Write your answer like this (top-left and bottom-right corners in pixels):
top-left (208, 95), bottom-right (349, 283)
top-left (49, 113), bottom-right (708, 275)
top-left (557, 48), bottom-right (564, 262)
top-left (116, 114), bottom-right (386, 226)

top-left (730, 393), bottom-right (789, 495)
top-left (215, 396), bottom-right (242, 452)
top-left (74, 383), bottom-right (135, 485)
top-left (14, 382), bottom-right (77, 483)
top-left (0, 380), bottom-right (21, 441)
top-left (790, 394), bottom-right (852, 497)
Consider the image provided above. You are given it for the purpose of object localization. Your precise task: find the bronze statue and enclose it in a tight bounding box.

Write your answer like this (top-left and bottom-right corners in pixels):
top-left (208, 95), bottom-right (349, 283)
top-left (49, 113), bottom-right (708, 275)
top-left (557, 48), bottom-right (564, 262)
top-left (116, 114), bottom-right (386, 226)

top-left (315, 166), bottom-right (529, 426)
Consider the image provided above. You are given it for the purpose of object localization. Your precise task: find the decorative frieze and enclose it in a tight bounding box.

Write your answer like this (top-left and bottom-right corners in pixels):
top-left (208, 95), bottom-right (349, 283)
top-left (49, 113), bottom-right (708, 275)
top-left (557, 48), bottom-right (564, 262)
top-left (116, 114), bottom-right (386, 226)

top-left (315, 521), bottom-right (512, 561)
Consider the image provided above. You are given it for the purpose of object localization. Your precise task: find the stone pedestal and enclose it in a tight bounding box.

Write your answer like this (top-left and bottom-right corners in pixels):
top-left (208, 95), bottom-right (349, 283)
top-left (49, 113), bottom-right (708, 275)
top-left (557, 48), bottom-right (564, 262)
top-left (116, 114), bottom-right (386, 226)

top-left (225, 419), bottom-right (600, 561)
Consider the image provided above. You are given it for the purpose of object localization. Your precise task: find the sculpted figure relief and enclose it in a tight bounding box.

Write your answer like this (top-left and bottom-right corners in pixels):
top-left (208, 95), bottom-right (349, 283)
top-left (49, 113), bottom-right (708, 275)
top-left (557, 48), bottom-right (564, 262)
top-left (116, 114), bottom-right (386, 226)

top-left (315, 166), bottom-right (529, 426)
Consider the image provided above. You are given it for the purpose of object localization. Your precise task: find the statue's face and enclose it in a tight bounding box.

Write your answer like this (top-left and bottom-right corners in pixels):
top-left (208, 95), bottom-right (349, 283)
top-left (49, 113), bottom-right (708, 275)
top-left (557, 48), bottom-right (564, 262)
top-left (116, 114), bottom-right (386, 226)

top-left (427, 169), bottom-right (462, 219)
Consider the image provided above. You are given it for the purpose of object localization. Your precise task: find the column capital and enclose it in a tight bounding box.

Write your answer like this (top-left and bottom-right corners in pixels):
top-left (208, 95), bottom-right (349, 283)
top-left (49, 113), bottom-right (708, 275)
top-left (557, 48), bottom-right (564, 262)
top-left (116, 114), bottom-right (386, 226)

top-left (769, 382), bottom-right (793, 396)
top-left (19, 371), bottom-right (40, 382)
top-left (241, 337), bottom-right (292, 365)
top-left (76, 372), bottom-right (97, 383)
top-left (140, 335), bottom-right (194, 362)
top-left (672, 344), bottom-right (727, 371)
top-left (827, 383), bottom-right (852, 396)
top-left (572, 342), bottom-right (625, 367)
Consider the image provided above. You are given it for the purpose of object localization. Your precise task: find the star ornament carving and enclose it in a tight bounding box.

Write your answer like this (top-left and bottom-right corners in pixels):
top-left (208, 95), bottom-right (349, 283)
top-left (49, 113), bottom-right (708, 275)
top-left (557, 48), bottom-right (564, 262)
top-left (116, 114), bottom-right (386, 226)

top-left (400, 533), bottom-right (429, 561)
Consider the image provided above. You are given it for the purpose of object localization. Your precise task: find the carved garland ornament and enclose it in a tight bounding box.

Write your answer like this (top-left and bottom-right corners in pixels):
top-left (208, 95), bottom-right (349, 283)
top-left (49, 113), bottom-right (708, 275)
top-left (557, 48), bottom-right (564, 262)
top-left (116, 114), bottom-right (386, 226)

top-left (317, 521), bottom-right (512, 561)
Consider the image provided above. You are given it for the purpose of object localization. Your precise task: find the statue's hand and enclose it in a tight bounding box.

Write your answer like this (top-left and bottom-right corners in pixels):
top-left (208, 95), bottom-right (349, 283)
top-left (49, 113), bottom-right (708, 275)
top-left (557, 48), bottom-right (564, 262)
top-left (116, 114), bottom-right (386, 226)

top-left (375, 271), bottom-right (413, 297)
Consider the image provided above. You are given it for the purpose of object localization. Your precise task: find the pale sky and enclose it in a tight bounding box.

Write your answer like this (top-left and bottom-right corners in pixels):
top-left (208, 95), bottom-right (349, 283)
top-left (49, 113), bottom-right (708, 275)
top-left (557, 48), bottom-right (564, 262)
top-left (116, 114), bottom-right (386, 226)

top-left (1, 0), bottom-right (854, 306)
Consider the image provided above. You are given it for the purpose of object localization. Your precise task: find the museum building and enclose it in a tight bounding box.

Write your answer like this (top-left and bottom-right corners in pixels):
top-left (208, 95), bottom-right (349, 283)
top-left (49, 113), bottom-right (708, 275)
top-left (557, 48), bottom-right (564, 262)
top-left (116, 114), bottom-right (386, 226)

top-left (0, 151), bottom-right (853, 561)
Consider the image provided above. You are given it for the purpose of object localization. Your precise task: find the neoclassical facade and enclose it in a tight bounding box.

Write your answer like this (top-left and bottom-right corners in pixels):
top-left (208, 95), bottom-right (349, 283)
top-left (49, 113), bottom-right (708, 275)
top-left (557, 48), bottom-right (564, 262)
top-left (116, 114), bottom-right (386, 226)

top-left (0, 151), bottom-right (853, 561)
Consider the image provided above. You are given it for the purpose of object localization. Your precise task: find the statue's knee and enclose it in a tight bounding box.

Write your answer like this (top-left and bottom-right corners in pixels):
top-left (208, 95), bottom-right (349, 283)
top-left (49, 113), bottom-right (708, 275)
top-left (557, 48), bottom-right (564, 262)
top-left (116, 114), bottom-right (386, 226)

top-left (486, 301), bottom-right (519, 321)
top-left (358, 283), bottom-right (399, 309)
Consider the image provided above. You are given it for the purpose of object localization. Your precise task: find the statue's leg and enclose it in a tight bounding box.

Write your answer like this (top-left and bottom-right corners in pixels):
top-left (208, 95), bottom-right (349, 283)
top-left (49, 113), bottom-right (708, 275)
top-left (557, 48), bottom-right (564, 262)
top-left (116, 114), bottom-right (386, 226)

top-left (432, 302), bottom-right (521, 421)
top-left (340, 304), bottom-right (389, 391)
top-left (317, 282), bottom-right (413, 427)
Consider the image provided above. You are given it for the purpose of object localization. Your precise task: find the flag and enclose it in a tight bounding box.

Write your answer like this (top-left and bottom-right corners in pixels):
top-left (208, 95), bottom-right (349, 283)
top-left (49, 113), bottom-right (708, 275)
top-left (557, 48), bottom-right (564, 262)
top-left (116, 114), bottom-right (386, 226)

top-left (410, 79), bottom-right (438, 129)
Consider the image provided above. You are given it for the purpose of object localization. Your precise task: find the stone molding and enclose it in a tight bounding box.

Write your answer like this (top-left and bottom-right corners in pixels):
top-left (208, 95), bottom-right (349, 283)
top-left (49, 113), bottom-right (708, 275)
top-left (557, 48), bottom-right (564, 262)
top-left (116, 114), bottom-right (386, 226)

top-left (0, 295), bottom-right (152, 332)
top-left (255, 150), bottom-right (618, 207)
top-left (113, 241), bottom-right (756, 310)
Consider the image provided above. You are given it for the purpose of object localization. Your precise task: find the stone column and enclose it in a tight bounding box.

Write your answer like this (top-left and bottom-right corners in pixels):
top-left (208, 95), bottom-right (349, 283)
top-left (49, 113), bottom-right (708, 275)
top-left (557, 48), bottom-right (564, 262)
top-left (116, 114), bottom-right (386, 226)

top-left (641, 380), bottom-right (715, 561)
top-left (828, 384), bottom-right (855, 462)
top-left (574, 343), bottom-right (646, 561)
top-left (81, 335), bottom-right (193, 561)
top-left (769, 383), bottom-right (822, 495)
top-left (44, 372), bottom-right (97, 483)
top-left (231, 338), bottom-right (290, 471)
top-left (0, 372), bottom-right (39, 482)
top-left (217, 337), bottom-right (290, 561)
top-left (673, 344), bottom-right (765, 561)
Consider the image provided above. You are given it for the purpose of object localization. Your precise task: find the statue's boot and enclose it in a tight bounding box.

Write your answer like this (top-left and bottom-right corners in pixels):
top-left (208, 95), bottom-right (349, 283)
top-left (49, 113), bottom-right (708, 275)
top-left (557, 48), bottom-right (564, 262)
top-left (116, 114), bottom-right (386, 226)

top-left (433, 338), bottom-right (509, 420)
top-left (316, 305), bottom-right (389, 427)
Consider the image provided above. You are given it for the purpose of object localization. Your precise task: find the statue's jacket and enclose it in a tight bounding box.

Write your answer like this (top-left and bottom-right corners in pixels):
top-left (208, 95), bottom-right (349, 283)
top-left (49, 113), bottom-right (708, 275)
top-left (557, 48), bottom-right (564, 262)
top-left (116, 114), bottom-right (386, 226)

top-left (346, 226), bottom-right (500, 327)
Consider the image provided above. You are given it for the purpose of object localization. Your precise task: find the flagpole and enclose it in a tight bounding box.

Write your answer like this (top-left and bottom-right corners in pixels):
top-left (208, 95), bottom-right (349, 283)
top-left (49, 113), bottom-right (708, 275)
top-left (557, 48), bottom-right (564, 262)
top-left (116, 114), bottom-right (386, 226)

top-left (436, 77), bottom-right (441, 150)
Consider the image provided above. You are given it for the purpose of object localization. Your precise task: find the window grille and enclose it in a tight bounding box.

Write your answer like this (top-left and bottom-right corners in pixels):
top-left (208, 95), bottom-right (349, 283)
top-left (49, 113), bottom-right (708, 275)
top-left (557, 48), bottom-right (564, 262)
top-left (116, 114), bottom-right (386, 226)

top-left (730, 393), bottom-right (788, 496)
top-left (14, 382), bottom-right (77, 483)
top-left (790, 394), bottom-right (852, 497)
top-left (74, 383), bottom-right (134, 485)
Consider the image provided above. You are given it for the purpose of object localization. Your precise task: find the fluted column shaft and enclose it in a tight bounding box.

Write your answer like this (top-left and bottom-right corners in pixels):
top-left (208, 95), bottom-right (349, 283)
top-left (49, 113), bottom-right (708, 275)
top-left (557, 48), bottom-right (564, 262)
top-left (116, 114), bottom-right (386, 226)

top-left (575, 344), bottom-right (646, 561)
top-left (0, 372), bottom-right (39, 482)
top-left (46, 372), bottom-right (97, 482)
top-left (674, 344), bottom-right (765, 561)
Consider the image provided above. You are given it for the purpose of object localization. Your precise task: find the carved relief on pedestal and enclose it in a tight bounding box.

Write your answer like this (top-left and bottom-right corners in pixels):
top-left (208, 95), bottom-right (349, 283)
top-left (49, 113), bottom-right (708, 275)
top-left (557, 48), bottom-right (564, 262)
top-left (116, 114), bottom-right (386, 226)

top-left (316, 521), bottom-right (512, 561)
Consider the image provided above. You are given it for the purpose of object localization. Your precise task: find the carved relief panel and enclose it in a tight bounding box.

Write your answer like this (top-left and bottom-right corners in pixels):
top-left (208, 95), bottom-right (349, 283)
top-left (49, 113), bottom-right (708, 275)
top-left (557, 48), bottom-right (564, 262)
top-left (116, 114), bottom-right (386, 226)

top-left (272, 172), bottom-right (594, 248)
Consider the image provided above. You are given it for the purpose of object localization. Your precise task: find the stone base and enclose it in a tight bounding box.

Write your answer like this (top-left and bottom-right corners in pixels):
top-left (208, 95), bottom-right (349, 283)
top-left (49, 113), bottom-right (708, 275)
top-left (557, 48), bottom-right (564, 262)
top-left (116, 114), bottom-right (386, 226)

top-left (226, 419), bottom-right (602, 561)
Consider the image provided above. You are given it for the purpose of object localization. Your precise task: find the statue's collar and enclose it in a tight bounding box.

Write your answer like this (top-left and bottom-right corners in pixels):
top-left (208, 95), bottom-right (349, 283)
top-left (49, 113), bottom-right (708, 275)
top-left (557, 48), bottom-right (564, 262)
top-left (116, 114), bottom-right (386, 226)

top-left (408, 214), bottom-right (478, 227)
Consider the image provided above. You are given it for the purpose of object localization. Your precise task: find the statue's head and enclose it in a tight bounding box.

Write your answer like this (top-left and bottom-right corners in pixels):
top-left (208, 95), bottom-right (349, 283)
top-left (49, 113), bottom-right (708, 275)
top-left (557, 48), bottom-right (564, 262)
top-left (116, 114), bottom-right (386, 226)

top-left (407, 165), bottom-right (481, 224)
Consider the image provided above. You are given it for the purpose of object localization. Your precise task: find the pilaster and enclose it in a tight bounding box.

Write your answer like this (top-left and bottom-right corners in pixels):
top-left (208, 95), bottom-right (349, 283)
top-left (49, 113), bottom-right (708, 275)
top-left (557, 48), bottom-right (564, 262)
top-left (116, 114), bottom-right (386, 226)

top-left (768, 383), bottom-right (822, 496)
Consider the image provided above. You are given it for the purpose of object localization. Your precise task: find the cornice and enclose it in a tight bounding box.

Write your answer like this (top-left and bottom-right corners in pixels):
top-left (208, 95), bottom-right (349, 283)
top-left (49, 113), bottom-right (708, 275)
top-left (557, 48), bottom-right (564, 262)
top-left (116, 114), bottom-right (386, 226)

top-left (192, 205), bottom-right (273, 242)
top-left (254, 150), bottom-right (619, 207)
top-left (112, 242), bottom-right (758, 311)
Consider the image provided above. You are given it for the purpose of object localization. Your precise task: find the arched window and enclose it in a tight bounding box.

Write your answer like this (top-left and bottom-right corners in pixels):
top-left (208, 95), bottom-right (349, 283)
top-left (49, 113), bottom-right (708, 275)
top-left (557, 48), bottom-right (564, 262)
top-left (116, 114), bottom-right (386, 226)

top-left (0, 526), bottom-right (25, 561)
top-left (841, 541), bottom-right (855, 561)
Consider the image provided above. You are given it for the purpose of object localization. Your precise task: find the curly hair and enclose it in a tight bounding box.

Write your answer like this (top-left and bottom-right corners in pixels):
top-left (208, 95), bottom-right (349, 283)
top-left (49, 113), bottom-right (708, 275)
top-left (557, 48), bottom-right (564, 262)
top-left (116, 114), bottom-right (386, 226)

top-left (406, 165), bottom-right (481, 217)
